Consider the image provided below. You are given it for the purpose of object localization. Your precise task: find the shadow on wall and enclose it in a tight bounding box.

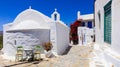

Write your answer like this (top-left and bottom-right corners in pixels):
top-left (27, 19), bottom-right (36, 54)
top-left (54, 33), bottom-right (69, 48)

top-left (62, 46), bottom-right (72, 55)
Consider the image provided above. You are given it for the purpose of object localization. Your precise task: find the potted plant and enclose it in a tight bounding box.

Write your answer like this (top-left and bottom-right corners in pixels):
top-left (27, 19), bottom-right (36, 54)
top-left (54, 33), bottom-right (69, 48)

top-left (43, 42), bottom-right (53, 58)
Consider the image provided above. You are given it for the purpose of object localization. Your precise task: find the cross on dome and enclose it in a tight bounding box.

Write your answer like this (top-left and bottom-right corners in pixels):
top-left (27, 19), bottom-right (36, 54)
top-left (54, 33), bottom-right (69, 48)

top-left (55, 8), bottom-right (57, 12)
top-left (29, 6), bottom-right (32, 9)
top-left (51, 8), bottom-right (60, 22)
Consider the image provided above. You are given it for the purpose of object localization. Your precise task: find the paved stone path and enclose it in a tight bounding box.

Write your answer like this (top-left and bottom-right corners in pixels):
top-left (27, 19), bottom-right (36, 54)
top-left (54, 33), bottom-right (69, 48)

top-left (0, 45), bottom-right (94, 67)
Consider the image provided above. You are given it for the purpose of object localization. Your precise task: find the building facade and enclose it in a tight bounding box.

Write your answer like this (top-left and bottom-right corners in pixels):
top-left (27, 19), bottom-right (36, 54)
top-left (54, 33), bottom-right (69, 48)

top-left (70, 11), bottom-right (94, 45)
top-left (77, 11), bottom-right (94, 45)
top-left (2, 7), bottom-right (69, 60)
top-left (95, 0), bottom-right (120, 66)
top-left (77, 11), bottom-right (94, 29)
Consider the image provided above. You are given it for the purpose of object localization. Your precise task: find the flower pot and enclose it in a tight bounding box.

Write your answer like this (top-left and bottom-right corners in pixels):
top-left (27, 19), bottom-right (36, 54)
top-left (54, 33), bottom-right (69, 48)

top-left (44, 50), bottom-right (52, 58)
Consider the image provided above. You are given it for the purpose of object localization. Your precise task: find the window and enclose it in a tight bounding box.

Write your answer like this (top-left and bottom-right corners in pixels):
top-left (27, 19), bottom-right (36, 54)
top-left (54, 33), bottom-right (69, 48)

top-left (98, 11), bottom-right (101, 29)
top-left (82, 22), bottom-right (85, 26)
top-left (87, 21), bottom-right (92, 28)
top-left (104, 1), bottom-right (112, 44)
top-left (14, 40), bottom-right (16, 45)
top-left (54, 14), bottom-right (57, 21)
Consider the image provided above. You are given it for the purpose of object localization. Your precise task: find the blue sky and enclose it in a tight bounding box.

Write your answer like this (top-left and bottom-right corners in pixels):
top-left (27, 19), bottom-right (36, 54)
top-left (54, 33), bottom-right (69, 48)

top-left (0, 0), bottom-right (94, 31)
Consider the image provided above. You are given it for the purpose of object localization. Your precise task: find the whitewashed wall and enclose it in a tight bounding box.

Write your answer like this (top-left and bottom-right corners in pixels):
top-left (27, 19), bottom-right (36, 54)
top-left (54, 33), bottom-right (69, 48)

top-left (2, 23), bottom-right (15, 59)
top-left (95, 0), bottom-right (120, 53)
top-left (50, 22), bottom-right (58, 55)
top-left (111, 0), bottom-right (120, 53)
top-left (95, 0), bottom-right (120, 66)
top-left (78, 27), bottom-right (94, 45)
top-left (95, 0), bottom-right (111, 45)
top-left (56, 22), bottom-right (69, 55)
top-left (2, 8), bottom-right (69, 60)
top-left (3, 21), bottom-right (69, 60)
top-left (3, 25), bottom-right (50, 60)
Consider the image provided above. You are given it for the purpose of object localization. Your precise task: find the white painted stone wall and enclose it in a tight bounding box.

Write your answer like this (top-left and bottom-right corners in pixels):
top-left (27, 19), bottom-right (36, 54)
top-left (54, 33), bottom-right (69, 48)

top-left (3, 28), bottom-right (50, 59)
top-left (95, 0), bottom-right (111, 45)
top-left (56, 22), bottom-right (69, 55)
top-left (2, 8), bottom-right (69, 60)
top-left (78, 27), bottom-right (94, 45)
top-left (95, 0), bottom-right (120, 53)
top-left (3, 23), bottom-right (13, 53)
top-left (95, 0), bottom-right (120, 66)
top-left (50, 22), bottom-right (58, 55)
top-left (111, 0), bottom-right (120, 53)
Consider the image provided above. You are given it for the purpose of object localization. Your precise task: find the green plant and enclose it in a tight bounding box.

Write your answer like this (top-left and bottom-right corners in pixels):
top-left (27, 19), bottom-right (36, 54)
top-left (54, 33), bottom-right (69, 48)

top-left (35, 45), bottom-right (41, 51)
top-left (36, 45), bottom-right (41, 48)
top-left (0, 35), bottom-right (3, 49)
top-left (17, 46), bottom-right (23, 48)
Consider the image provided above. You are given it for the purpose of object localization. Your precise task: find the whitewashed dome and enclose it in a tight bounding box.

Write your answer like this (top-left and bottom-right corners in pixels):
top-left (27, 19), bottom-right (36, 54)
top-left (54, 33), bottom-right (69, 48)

top-left (8, 7), bottom-right (54, 31)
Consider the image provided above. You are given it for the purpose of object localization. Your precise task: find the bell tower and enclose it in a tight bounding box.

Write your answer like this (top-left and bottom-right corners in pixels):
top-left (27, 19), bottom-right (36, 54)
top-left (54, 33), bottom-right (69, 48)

top-left (77, 11), bottom-right (81, 20)
top-left (51, 8), bottom-right (60, 22)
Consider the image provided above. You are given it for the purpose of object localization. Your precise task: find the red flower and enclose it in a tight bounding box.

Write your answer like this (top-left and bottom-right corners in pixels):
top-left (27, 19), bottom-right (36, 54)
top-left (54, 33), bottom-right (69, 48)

top-left (70, 20), bottom-right (82, 44)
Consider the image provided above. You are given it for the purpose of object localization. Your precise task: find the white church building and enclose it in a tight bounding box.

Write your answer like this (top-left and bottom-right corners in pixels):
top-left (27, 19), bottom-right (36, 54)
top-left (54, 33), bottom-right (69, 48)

top-left (95, 0), bottom-right (120, 66)
top-left (2, 7), bottom-right (69, 60)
